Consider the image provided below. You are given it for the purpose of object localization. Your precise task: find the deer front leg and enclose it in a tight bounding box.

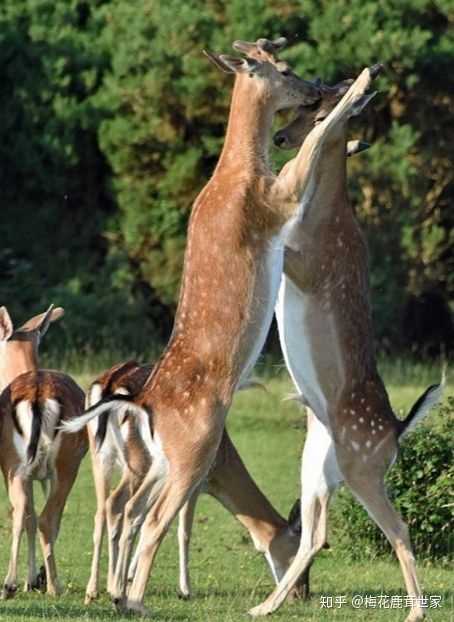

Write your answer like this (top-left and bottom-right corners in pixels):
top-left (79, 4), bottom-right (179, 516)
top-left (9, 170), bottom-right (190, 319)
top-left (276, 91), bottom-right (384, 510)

top-left (248, 490), bottom-right (324, 617)
top-left (274, 64), bottom-right (381, 206)
top-left (249, 411), bottom-right (340, 616)
top-left (2, 477), bottom-right (28, 599)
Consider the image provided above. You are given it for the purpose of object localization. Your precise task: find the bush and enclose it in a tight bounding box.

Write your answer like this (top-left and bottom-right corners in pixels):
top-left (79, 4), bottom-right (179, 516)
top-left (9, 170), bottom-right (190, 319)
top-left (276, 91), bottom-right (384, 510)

top-left (332, 397), bottom-right (454, 563)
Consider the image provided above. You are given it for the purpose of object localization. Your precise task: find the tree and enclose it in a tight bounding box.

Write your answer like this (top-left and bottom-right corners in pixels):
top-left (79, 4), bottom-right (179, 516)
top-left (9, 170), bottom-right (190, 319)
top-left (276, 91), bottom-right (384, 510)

top-left (1, 0), bottom-right (453, 356)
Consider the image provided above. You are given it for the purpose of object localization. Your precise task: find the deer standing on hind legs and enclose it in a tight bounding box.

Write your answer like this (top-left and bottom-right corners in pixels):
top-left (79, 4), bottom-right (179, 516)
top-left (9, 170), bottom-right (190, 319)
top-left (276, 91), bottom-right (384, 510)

top-left (84, 359), bottom-right (303, 604)
top-left (246, 66), bottom-right (444, 622)
top-left (0, 305), bottom-right (88, 598)
top-left (62, 39), bottom-right (322, 615)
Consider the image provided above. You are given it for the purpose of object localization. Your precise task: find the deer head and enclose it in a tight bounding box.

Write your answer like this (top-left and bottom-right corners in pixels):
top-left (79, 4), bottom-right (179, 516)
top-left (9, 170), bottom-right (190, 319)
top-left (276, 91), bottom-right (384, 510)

top-left (204, 41), bottom-right (320, 112)
top-left (0, 305), bottom-right (64, 391)
top-left (273, 68), bottom-right (381, 150)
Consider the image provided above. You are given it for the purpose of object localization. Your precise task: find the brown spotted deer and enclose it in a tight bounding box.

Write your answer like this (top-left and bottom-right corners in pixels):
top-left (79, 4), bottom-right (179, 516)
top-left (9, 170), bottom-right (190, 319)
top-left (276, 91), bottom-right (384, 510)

top-left (62, 38), bottom-right (323, 614)
top-left (0, 305), bottom-right (88, 598)
top-left (246, 72), bottom-right (444, 621)
top-left (84, 360), bottom-right (303, 604)
top-left (83, 361), bottom-right (152, 604)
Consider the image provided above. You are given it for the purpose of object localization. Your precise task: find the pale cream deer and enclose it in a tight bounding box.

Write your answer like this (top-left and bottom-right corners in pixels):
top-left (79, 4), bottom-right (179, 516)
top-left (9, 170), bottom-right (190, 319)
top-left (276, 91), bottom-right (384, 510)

top-left (0, 305), bottom-right (88, 598)
top-left (61, 38), bottom-right (324, 614)
top-left (247, 69), bottom-right (444, 622)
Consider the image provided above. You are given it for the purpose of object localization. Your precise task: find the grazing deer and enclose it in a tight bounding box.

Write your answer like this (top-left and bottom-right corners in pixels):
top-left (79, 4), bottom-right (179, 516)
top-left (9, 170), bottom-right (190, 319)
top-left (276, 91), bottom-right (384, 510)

top-left (62, 38), bottom-right (323, 614)
top-left (0, 305), bottom-right (87, 598)
top-left (247, 70), bottom-right (444, 622)
top-left (84, 360), bottom-right (303, 604)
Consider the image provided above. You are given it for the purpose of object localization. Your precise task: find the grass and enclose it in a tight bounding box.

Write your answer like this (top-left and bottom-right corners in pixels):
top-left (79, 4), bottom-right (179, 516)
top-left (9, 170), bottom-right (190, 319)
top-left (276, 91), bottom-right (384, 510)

top-left (0, 359), bottom-right (452, 621)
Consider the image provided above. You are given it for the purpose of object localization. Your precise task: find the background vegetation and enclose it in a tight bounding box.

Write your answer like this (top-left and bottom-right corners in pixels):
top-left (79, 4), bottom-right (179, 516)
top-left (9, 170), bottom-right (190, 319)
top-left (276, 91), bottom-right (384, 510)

top-left (1, 0), bottom-right (453, 356)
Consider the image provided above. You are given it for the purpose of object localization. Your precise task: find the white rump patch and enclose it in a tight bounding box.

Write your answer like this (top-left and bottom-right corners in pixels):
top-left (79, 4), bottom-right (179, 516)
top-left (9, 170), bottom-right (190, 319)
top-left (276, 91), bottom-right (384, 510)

top-left (15, 399), bottom-right (62, 478)
top-left (14, 400), bottom-right (33, 460)
top-left (88, 383), bottom-right (103, 408)
top-left (114, 387), bottom-right (130, 396)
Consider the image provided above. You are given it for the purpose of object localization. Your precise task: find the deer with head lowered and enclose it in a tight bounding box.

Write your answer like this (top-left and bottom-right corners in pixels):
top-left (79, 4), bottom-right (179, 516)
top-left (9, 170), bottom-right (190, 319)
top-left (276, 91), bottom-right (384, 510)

top-left (61, 37), bottom-right (325, 614)
top-left (83, 358), bottom-right (304, 604)
top-left (0, 305), bottom-right (88, 598)
top-left (245, 68), bottom-right (444, 621)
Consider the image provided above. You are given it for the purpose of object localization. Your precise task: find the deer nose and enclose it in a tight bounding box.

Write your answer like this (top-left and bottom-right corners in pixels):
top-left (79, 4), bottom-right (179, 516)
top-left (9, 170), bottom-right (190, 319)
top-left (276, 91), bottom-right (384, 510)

top-left (273, 132), bottom-right (288, 149)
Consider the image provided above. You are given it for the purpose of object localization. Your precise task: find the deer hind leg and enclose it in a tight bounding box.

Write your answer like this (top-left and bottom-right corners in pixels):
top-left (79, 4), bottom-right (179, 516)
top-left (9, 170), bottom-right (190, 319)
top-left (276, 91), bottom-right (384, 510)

top-left (105, 471), bottom-right (133, 595)
top-left (110, 462), bottom-right (166, 604)
top-left (38, 438), bottom-right (83, 596)
top-left (123, 425), bottom-right (223, 616)
top-left (2, 476), bottom-right (29, 599)
top-left (126, 481), bottom-right (180, 591)
top-left (85, 449), bottom-right (112, 604)
top-left (342, 467), bottom-right (425, 622)
top-left (23, 480), bottom-right (39, 592)
top-left (124, 473), bottom-right (204, 616)
top-left (177, 484), bottom-right (201, 599)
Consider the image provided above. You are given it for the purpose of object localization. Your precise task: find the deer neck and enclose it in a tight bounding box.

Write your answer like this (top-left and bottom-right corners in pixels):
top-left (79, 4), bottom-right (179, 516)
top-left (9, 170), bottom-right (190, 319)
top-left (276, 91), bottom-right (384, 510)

top-left (0, 339), bottom-right (38, 393)
top-left (215, 75), bottom-right (273, 176)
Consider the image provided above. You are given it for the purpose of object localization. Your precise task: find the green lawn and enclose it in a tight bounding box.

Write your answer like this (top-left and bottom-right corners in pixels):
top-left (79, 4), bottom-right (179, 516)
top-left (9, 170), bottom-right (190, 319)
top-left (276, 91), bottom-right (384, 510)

top-left (0, 362), bottom-right (452, 621)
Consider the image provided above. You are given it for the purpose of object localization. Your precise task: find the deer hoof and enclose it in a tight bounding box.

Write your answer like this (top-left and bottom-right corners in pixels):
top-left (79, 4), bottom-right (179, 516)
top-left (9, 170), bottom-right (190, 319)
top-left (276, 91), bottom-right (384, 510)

top-left (405, 609), bottom-right (425, 622)
top-left (1, 584), bottom-right (18, 600)
top-left (178, 589), bottom-right (191, 600)
top-left (248, 603), bottom-right (272, 617)
top-left (28, 566), bottom-right (47, 592)
top-left (84, 591), bottom-right (98, 605)
top-left (124, 599), bottom-right (150, 617)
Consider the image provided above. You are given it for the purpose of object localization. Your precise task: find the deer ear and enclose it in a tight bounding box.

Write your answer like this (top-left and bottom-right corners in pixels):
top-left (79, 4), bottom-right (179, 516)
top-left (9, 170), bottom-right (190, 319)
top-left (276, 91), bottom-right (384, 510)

top-left (37, 305), bottom-right (65, 337)
top-left (347, 140), bottom-right (370, 157)
top-left (219, 54), bottom-right (259, 74)
top-left (0, 307), bottom-right (13, 342)
top-left (204, 50), bottom-right (260, 75)
top-left (349, 91), bottom-right (378, 117)
top-left (204, 50), bottom-right (236, 73)
top-left (333, 78), bottom-right (354, 98)
top-left (271, 36), bottom-right (287, 51)
top-left (17, 305), bottom-right (64, 336)
top-left (287, 498), bottom-right (301, 535)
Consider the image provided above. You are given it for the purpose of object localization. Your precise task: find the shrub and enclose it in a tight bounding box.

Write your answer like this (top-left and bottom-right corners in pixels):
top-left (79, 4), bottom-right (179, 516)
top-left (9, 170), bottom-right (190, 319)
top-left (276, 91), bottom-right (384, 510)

top-left (332, 397), bottom-right (454, 563)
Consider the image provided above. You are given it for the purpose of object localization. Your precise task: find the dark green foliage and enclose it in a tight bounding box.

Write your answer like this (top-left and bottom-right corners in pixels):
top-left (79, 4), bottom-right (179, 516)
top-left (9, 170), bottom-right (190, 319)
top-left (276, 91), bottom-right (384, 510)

top-left (333, 397), bottom-right (454, 562)
top-left (1, 0), bottom-right (453, 354)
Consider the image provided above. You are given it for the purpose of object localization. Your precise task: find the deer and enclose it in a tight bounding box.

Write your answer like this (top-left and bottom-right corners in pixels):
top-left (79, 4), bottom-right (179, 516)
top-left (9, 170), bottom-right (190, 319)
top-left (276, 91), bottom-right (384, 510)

top-left (83, 44), bottom-right (368, 605)
top-left (83, 359), bottom-right (304, 604)
top-left (0, 305), bottom-right (88, 599)
top-left (61, 36), bottom-right (325, 615)
top-left (245, 70), bottom-right (444, 622)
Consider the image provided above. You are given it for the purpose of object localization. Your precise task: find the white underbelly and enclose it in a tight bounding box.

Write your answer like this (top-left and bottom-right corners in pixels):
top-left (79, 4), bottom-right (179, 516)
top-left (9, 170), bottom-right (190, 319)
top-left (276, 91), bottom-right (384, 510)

top-left (239, 237), bottom-right (284, 386)
top-left (275, 275), bottom-right (329, 425)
